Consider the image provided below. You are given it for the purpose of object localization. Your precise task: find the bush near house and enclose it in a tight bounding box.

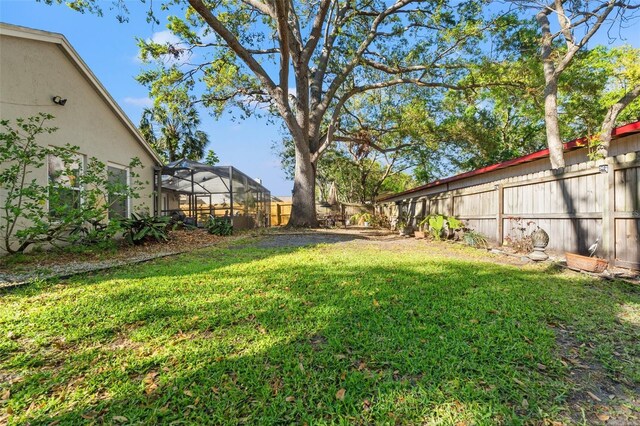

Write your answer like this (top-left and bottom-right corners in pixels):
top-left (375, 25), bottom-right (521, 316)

top-left (0, 114), bottom-right (147, 253)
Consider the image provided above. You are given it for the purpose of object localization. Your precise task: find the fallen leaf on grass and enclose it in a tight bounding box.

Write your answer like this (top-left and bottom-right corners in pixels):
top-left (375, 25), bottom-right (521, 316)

top-left (597, 414), bottom-right (610, 421)
top-left (521, 399), bottom-right (529, 409)
top-left (373, 299), bottom-right (380, 307)
top-left (1, 389), bottom-right (9, 400)
top-left (81, 411), bottom-right (98, 419)
top-left (112, 416), bottom-right (128, 423)
top-left (143, 371), bottom-right (159, 395)
top-left (469, 319), bottom-right (479, 324)
top-left (183, 390), bottom-right (193, 397)
top-left (285, 396), bottom-right (296, 402)
top-left (587, 391), bottom-right (602, 402)
top-left (362, 399), bottom-right (371, 411)
top-left (336, 388), bottom-right (346, 401)
top-left (513, 377), bottom-right (525, 387)
top-left (536, 363), bottom-right (547, 371)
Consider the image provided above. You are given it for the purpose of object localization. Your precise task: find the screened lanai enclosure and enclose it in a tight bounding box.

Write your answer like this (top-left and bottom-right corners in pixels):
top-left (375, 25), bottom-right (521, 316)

top-left (156, 159), bottom-right (271, 230)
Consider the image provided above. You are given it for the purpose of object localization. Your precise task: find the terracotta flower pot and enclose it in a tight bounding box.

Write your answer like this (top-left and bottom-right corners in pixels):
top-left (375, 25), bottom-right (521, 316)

top-left (565, 252), bottom-right (608, 273)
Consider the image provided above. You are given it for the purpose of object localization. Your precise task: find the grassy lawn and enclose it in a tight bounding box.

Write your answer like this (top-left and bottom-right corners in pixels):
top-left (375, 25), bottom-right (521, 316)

top-left (1, 236), bottom-right (638, 424)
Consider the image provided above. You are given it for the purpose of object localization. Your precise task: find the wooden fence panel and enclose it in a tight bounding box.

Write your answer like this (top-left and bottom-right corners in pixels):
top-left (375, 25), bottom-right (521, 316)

top-left (615, 219), bottom-right (639, 269)
top-left (465, 219), bottom-right (496, 239)
top-left (613, 164), bottom-right (640, 269)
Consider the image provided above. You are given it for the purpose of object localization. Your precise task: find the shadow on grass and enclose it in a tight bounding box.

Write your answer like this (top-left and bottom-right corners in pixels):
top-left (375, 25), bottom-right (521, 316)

top-left (1, 241), bottom-right (639, 425)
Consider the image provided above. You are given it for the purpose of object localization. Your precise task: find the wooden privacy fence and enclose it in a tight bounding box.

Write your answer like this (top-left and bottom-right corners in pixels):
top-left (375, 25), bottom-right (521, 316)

top-left (270, 202), bottom-right (373, 227)
top-left (271, 202), bottom-right (292, 226)
top-left (380, 153), bottom-right (639, 270)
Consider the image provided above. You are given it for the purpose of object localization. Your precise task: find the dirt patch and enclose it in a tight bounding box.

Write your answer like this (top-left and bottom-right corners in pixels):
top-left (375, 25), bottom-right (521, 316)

top-left (554, 325), bottom-right (640, 425)
top-left (253, 229), bottom-right (533, 268)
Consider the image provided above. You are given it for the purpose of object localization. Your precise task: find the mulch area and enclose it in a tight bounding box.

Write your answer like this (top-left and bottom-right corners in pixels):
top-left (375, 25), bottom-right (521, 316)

top-left (0, 230), bottom-right (224, 288)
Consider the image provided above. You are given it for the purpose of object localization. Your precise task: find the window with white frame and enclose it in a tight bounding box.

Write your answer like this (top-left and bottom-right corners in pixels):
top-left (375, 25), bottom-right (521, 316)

top-left (48, 152), bottom-right (84, 217)
top-left (107, 164), bottom-right (130, 219)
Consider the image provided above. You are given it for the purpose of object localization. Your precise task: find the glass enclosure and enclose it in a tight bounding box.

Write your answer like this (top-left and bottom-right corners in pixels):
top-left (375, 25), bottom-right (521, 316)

top-left (159, 159), bottom-right (271, 230)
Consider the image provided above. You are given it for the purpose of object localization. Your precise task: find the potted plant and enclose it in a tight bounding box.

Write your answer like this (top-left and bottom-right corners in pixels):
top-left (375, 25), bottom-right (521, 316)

top-left (397, 219), bottom-right (408, 236)
top-left (414, 217), bottom-right (427, 239)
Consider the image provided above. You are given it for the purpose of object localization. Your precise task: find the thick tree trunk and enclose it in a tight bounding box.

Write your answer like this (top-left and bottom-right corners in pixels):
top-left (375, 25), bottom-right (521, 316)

top-left (542, 78), bottom-right (566, 170)
top-left (289, 141), bottom-right (318, 227)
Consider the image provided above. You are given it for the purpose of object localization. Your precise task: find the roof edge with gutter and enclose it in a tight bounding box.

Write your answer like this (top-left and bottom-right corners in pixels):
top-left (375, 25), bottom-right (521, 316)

top-left (378, 121), bottom-right (640, 203)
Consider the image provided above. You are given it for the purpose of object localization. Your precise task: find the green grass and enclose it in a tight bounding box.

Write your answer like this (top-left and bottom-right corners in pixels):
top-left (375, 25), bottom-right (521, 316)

top-left (0, 239), bottom-right (638, 424)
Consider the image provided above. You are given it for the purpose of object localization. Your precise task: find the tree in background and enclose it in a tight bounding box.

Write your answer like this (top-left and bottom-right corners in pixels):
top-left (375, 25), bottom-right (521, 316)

top-left (432, 19), bottom-right (640, 171)
top-left (138, 93), bottom-right (213, 164)
top-left (56, 0), bottom-right (498, 226)
top-left (508, 0), bottom-right (640, 168)
top-left (203, 149), bottom-right (219, 166)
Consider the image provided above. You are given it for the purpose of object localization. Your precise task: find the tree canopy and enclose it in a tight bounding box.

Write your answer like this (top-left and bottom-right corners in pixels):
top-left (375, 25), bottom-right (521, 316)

top-left (138, 98), bottom-right (216, 164)
top-left (46, 0), bottom-right (640, 222)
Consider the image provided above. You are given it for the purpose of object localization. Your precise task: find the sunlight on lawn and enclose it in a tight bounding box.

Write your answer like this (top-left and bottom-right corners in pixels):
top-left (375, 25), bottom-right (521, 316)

top-left (617, 303), bottom-right (640, 326)
top-left (0, 241), bottom-right (638, 425)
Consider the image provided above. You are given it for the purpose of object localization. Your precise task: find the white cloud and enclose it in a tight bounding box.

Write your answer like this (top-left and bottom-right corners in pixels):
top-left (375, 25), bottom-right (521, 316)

top-left (123, 96), bottom-right (153, 108)
top-left (133, 30), bottom-right (192, 65)
top-left (150, 30), bottom-right (182, 46)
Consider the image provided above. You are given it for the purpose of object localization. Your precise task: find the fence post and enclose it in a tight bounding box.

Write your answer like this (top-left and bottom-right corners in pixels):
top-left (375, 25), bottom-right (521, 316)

top-left (276, 203), bottom-right (282, 226)
top-left (601, 159), bottom-right (616, 264)
top-left (449, 193), bottom-right (454, 217)
top-left (496, 184), bottom-right (504, 245)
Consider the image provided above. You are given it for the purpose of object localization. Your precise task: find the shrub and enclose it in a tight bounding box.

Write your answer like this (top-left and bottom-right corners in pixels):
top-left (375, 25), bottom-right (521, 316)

top-left (504, 217), bottom-right (536, 253)
top-left (206, 216), bottom-right (233, 236)
top-left (463, 229), bottom-right (489, 249)
top-left (350, 212), bottom-right (372, 225)
top-left (0, 114), bottom-right (145, 253)
top-left (120, 213), bottom-right (171, 245)
top-left (418, 214), bottom-right (465, 240)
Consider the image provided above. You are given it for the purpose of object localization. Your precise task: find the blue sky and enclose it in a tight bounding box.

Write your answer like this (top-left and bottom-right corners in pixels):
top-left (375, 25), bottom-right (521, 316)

top-left (0, 0), bottom-right (292, 195)
top-left (1, 1), bottom-right (638, 196)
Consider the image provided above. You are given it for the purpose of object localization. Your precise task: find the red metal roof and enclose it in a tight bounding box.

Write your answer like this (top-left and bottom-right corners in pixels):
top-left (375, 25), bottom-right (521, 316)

top-left (378, 121), bottom-right (640, 202)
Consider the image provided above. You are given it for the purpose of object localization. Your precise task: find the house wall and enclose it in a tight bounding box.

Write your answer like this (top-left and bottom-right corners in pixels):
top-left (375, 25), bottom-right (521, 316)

top-left (0, 29), bottom-right (160, 253)
top-left (378, 134), bottom-right (640, 270)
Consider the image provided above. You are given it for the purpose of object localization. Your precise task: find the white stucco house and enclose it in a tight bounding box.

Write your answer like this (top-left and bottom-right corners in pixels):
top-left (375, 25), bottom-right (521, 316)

top-left (0, 23), bottom-right (163, 253)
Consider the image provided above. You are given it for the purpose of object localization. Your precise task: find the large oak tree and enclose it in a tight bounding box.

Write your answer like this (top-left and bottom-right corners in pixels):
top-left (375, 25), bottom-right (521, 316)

top-left (52, 0), bottom-right (491, 226)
